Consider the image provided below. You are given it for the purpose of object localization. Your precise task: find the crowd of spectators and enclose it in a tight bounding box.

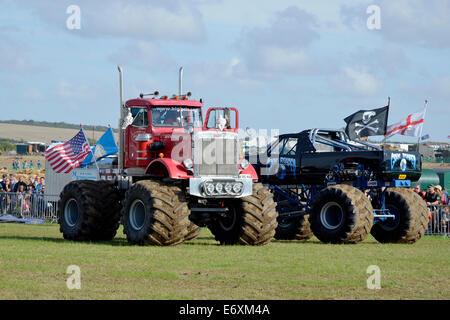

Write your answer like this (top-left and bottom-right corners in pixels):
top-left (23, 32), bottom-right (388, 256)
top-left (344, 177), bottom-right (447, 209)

top-left (0, 173), bottom-right (46, 195)
top-left (11, 159), bottom-right (42, 170)
top-left (0, 173), bottom-right (46, 216)
top-left (414, 183), bottom-right (450, 234)
top-left (413, 184), bottom-right (448, 205)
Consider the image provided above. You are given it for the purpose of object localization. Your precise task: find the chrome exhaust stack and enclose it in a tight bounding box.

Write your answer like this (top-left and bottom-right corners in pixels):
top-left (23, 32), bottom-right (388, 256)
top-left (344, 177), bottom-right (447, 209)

top-left (118, 66), bottom-right (125, 171)
top-left (179, 66), bottom-right (183, 96)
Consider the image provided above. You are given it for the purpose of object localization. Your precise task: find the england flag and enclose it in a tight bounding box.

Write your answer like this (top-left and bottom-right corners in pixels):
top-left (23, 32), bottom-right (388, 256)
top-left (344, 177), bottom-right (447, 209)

top-left (385, 108), bottom-right (426, 138)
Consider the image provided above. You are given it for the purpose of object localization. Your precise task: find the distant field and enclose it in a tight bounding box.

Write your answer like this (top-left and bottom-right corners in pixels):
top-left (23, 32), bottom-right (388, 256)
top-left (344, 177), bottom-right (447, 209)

top-left (0, 123), bottom-right (117, 144)
top-left (0, 224), bottom-right (448, 300)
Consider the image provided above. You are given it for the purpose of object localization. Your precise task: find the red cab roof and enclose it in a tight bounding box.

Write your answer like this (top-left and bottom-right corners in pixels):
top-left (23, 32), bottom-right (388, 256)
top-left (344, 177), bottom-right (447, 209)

top-left (125, 98), bottom-right (202, 108)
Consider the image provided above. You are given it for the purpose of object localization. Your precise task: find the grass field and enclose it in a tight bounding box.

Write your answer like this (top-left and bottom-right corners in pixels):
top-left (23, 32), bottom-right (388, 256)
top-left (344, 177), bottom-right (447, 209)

top-left (0, 223), bottom-right (448, 300)
top-left (0, 123), bottom-right (116, 144)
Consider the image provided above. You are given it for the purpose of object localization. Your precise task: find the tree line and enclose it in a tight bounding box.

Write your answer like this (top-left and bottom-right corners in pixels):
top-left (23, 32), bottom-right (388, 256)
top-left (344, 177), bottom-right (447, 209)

top-left (0, 120), bottom-right (118, 133)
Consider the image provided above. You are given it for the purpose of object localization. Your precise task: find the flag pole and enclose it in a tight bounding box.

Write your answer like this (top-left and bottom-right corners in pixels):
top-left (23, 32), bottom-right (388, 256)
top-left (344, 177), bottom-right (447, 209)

top-left (417, 99), bottom-right (428, 153)
top-left (382, 96), bottom-right (390, 149)
top-left (81, 125), bottom-right (100, 174)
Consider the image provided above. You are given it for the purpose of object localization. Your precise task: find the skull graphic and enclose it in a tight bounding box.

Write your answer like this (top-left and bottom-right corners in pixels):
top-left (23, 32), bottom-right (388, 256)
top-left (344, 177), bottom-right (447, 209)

top-left (362, 111), bottom-right (376, 124)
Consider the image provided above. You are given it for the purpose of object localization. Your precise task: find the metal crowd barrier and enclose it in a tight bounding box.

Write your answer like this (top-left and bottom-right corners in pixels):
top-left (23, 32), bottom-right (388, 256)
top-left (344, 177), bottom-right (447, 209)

top-left (0, 192), bottom-right (58, 223)
top-left (425, 205), bottom-right (450, 236)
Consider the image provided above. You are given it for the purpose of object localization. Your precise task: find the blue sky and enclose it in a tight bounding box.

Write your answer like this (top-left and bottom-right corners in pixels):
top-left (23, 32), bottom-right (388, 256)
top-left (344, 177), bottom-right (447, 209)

top-left (0, 0), bottom-right (449, 141)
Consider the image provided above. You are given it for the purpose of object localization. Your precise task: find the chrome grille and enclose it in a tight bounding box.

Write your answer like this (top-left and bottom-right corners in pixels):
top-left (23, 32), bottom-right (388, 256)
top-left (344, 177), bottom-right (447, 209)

top-left (193, 132), bottom-right (239, 177)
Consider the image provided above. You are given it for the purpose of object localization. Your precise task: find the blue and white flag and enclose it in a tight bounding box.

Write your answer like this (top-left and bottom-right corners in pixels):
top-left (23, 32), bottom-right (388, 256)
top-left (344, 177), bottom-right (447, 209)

top-left (421, 134), bottom-right (430, 141)
top-left (82, 128), bottom-right (118, 166)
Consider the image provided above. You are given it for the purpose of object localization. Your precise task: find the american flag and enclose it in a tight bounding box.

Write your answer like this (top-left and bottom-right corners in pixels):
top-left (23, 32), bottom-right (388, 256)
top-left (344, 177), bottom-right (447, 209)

top-left (44, 129), bottom-right (91, 173)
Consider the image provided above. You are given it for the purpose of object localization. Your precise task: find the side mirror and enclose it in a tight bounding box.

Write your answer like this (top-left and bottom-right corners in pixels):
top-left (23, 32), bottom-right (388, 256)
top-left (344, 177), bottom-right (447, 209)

top-left (184, 124), bottom-right (194, 134)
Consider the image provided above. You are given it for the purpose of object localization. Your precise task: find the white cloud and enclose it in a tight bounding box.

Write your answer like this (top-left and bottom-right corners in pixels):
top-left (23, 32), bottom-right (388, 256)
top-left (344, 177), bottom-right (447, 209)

top-left (348, 45), bottom-right (410, 76)
top-left (0, 29), bottom-right (33, 73)
top-left (24, 88), bottom-right (44, 102)
top-left (57, 80), bottom-right (95, 101)
top-left (231, 6), bottom-right (336, 79)
top-left (109, 41), bottom-right (174, 72)
top-left (331, 67), bottom-right (380, 96)
top-left (18, 0), bottom-right (205, 43)
top-left (341, 0), bottom-right (450, 48)
top-left (256, 47), bottom-right (310, 73)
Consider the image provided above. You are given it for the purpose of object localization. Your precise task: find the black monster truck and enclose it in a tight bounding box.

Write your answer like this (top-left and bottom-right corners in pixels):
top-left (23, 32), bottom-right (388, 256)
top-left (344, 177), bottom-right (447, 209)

top-left (246, 129), bottom-right (429, 244)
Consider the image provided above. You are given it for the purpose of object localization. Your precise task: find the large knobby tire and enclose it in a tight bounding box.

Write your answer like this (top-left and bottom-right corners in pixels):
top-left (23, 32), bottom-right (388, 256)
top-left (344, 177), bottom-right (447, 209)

top-left (371, 188), bottom-right (429, 244)
top-left (58, 180), bottom-right (122, 241)
top-left (121, 180), bottom-right (189, 246)
top-left (185, 222), bottom-right (201, 241)
top-left (208, 183), bottom-right (278, 245)
top-left (275, 214), bottom-right (312, 241)
top-left (309, 184), bottom-right (374, 244)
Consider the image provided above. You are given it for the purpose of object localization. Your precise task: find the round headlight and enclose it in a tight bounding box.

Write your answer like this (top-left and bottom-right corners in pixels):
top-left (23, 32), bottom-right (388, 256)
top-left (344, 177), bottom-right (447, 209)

top-left (183, 158), bottom-right (193, 169)
top-left (232, 183), bottom-right (242, 194)
top-left (240, 159), bottom-right (249, 170)
top-left (224, 183), bottom-right (233, 194)
top-left (215, 183), bottom-right (223, 193)
top-left (205, 183), bottom-right (215, 194)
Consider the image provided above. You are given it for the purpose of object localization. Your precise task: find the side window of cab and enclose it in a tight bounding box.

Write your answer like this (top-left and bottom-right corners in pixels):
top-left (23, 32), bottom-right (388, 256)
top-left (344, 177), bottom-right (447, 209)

top-left (280, 138), bottom-right (298, 156)
top-left (206, 108), bottom-right (236, 129)
top-left (131, 107), bottom-right (149, 127)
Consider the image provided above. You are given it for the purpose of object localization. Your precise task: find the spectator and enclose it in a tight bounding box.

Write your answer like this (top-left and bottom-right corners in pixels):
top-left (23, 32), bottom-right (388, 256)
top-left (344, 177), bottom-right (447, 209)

top-left (425, 185), bottom-right (441, 206)
top-left (35, 177), bottom-right (45, 194)
top-left (413, 184), bottom-right (425, 199)
top-left (2, 178), bottom-right (12, 192)
top-left (442, 206), bottom-right (450, 236)
top-left (26, 184), bottom-right (34, 194)
top-left (0, 177), bottom-right (6, 192)
top-left (0, 182), bottom-right (6, 214)
top-left (16, 185), bottom-right (30, 216)
top-left (13, 176), bottom-right (28, 193)
top-left (9, 174), bottom-right (17, 192)
top-left (29, 175), bottom-right (35, 186)
top-left (35, 176), bottom-right (41, 188)
top-left (435, 185), bottom-right (447, 205)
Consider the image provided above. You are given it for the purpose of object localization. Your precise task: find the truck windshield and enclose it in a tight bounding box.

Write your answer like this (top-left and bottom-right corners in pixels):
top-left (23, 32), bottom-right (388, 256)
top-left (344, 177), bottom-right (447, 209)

top-left (151, 107), bottom-right (202, 127)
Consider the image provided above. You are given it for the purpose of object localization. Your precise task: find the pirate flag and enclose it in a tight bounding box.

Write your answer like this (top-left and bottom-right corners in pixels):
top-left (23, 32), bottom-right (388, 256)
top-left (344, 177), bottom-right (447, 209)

top-left (344, 105), bottom-right (389, 140)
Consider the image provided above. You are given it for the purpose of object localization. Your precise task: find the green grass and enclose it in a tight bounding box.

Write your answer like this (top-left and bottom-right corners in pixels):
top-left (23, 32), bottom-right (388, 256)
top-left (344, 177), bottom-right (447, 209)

top-left (0, 223), bottom-right (449, 300)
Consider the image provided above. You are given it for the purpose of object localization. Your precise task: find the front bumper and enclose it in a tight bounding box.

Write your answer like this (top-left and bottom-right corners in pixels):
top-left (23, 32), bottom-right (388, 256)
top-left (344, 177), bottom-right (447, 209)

top-left (189, 176), bottom-right (253, 198)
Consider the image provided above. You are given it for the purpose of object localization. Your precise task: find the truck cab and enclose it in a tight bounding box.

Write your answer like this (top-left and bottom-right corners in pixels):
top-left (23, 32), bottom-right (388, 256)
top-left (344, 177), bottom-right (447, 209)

top-left (122, 93), bottom-right (256, 195)
top-left (124, 96), bottom-right (202, 175)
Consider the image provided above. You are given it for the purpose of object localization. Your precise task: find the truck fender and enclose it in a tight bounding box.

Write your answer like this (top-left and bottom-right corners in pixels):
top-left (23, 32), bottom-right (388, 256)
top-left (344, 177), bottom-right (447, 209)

top-left (145, 158), bottom-right (191, 179)
top-left (241, 164), bottom-right (259, 180)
